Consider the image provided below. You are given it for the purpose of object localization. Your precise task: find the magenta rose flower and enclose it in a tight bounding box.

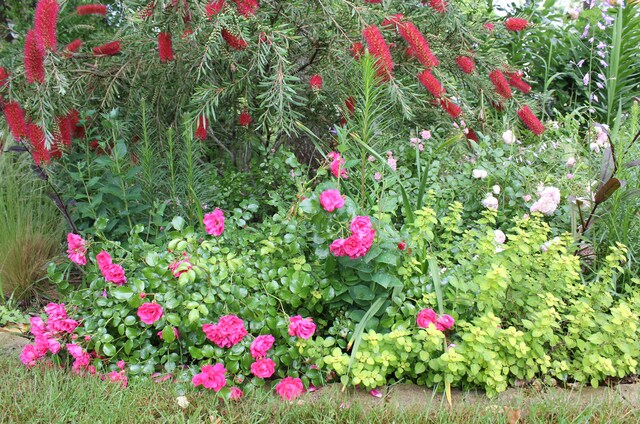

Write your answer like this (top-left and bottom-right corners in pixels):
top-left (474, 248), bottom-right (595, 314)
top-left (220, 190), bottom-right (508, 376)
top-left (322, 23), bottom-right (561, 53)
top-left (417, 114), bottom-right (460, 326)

top-left (342, 235), bottom-right (368, 259)
top-left (329, 238), bottom-right (346, 256)
top-left (102, 263), bottom-right (127, 285)
top-left (29, 316), bottom-right (46, 336)
top-left (350, 216), bottom-right (375, 245)
top-left (202, 315), bottom-right (247, 348)
top-left (47, 318), bottom-right (79, 333)
top-left (328, 152), bottom-right (348, 179)
top-left (45, 302), bottom-right (67, 320)
top-left (96, 251), bottom-right (112, 271)
top-left (250, 334), bottom-right (275, 359)
top-left (203, 208), bottom-right (225, 236)
top-left (66, 233), bottom-right (87, 265)
top-left (275, 376), bottom-right (305, 400)
top-left (229, 387), bottom-right (243, 400)
top-left (319, 189), bottom-right (345, 212)
top-left (288, 315), bottom-right (316, 339)
top-left (19, 344), bottom-right (40, 367)
top-left (416, 308), bottom-right (437, 329)
top-left (435, 314), bottom-right (455, 331)
top-left (251, 358), bottom-right (276, 378)
top-left (137, 303), bottom-right (164, 325)
top-left (192, 363), bottom-right (227, 392)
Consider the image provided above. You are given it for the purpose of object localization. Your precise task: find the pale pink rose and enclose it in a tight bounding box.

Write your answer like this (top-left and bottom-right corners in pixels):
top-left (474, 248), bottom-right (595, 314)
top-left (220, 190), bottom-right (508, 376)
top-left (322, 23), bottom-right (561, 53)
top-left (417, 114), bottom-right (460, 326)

top-left (523, 194), bottom-right (532, 202)
top-left (229, 387), bottom-right (243, 400)
top-left (275, 377), bottom-right (305, 401)
top-left (481, 193), bottom-right (499, 210)
top-left (251, 358), bottom-right (276, 378)
top-left (418, 144), bottom-right (424, 151)
top-left (250, 334), bottom-right (275, 359)
top-left (202, 315), bottom-right (247, 348)
top-left (435, 314), bottom-right (455, 331)
top-left (203, 208), bottom-right (225, 236)
top-left (288, 315), bottom-right (316, 339)
top-left (329, 238), bottom-right (346, 256)
top-left (66, 233), bottom-right (87, 266)
top-left (319, 189), bottom-right (345, 212)
top-left (192, 363), bottom-right (227, 392)
top-left (374, 172), bottom-right (382, 181)
top-left (168, 259), bottom-right (192, 278)
top-left (494, 230), bottom-right (506, 244)
top-left (416, 308), bottom-right (437, 328)
top-left (137, 303), bottom-right (164, 325)
top-left (530, 186), bottom-right (561, 215)
top-left (421, 130), bottom-right (431, 140)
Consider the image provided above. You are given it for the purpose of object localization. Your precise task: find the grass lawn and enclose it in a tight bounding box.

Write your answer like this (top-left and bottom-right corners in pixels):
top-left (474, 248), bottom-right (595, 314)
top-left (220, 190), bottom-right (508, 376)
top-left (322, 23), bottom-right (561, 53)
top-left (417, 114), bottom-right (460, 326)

top-left (1, 357), bottom-right (639, 423)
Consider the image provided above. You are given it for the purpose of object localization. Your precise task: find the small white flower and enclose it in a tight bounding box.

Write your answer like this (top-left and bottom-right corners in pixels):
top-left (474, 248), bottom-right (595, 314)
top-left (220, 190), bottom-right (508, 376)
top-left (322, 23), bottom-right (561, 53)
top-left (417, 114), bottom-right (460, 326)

top-left (176, 396), bottom-right (190, 409)
top-left (494, 230), bottom-right (506, 244)
top-left (472, 169), bottom-right (488, 179)
top-left (481, 193), bottom-right (499, 210)
top-left (502, 130), bottom-right (515, 145)
top-left (566, 157), bottom-right (576, 168)
top-left (492, 185), bottom-right (501, 195)
top-left (590, 142), bottom-right (600, 153)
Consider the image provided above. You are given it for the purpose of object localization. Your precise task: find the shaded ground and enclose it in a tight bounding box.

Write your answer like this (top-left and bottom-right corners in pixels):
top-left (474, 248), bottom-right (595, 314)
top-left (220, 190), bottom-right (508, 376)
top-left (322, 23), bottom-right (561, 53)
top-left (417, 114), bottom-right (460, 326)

top-left (1, 331), bottom-right (639, 423)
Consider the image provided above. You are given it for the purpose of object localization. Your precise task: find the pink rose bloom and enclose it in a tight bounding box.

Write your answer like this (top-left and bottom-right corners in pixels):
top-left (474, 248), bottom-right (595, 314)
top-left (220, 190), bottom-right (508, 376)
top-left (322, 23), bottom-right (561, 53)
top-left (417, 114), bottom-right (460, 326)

top-left (319, 189), bottom-right (345, 212)
top-left (137, 303), bottom-right (164, 325)
top-left (96, 251), bottom-right (112, 271)
top-left (531, 186), bottom-right (561, 215)
top-left (229, 387), bottom-right (243, 400)
top-left (66, 343), bottom-right (84, 359)
top-left (416, 308), bottom-right (437, 329)
top-left (45, 303), bottom-right (67, 320)
top-left (192, 363), bottom-right (227, 392)
top-left (20, 344), bottom-right (41, 367)
top-left (288, 315), bottom-right (316, 339)
top-left (275, 376), bottom-right (305, 401)
top-left (250, 334), bottom-right (275, 359)
top-left (102, 263), bottom-right (127, 285)
top-left (72, 352), bottom-right (91, 372)
top-left (30, 316), bottom-right (47, 336)
top-left (435, 314), bottom-right (455, 331)
top-left (329, 238), bottom-right (346, 256)
top-left (328, 152), bottom-right (348, 179)
top-left (202, 315), bottom-right (247, 348)
top-left (350, 216), bottom-right (375, 245)
top-left (47, 318), bottom-right (79, 334)
top-left (251, 358), bottom-right (276, 378)
top-left (342, 235), bottom-right (368, 259)
top-left (105, 370), bottom-right (128, 388)
top-left (117, 360), bottom-right (126, 370)
top-left (168, 259), bottom-right (193, 278)
top-left (203, 208), bottom-right (225, 236)
top-left (66, 233), bottom-right (87, 265)
top-left (494, 230), bottom-right (506, 244)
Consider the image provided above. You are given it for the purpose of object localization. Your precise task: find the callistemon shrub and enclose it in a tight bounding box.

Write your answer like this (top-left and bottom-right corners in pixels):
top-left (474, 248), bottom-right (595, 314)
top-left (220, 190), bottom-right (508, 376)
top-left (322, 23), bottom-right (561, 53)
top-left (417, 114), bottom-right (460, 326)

top-left (1, 0), bottom-right (545, 166)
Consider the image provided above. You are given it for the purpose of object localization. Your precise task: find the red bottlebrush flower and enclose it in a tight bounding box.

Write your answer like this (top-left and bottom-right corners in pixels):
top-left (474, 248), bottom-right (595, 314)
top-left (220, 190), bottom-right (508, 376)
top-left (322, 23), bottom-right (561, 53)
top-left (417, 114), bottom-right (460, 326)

top-left (465, 128), bottom-right (479, 142)
top-left (158, 32), bottom-right (174, 63)
top-left (195, 115), bottom-right (208, 140)
top-left (397, 22), bottom-right (439, 68)
top-left (76, 4), bottom-right (107, 15)
top-left (24, 30), bottom-right (46, 84)
top-left (506, 72), bottom-right (532, 94)
top-left (206, 0), bottom-right (226, 18)
top-left (55, 115), bottom-right (73, 148)
top-left (3, 101), bottom-right (27, 140)
top-left (345, 97), bottom-right (356, 114)
top-left (0, 67), bottom-right (9, 87)
top-left (27, 123), bottom-right (52, 166)
top-left (239, 110), bottom-right (251, 127)
top-left (93, 41), bottom-right (121, 56)
top-left (221, 29), bottom-right (248, 51)
top-left (138, 1), bottom-right (156, 19)
top-left (309, 74), bottom-right (323, 90)
top-left (381, 14), bottom-right (404, 28)
top-left (425, 0), bottom-right (447, 13)
top-left (64, 39), bottom-right (82, 57)
top-left (364, 0), bottom-right (383, 3)
top-left (505, 18), bottom-right (528, 32)
top-left (404, 47), bottom-right (416, 58)
top-left (417, 70), bottom-right (445, 98)
top-left (35, 0), bottom-right (59, 51)
top-left (68, 109), bottom-right (86, 139)
top-left (439, 98), bottom-right (462, 119)
top-left (517, 105), bottom-right (545, 135)
top-left (232, 0), bottom-right (258, 17)
top-left (350, 42), bottom-right (364, 60)
top-left (456, 56), bottom-right (475, 74)
top-left (362, 25), bottom-right (394, 80)
top-left (484, 22), bottom-right (495, 32)
top-left (489, 70), bottom-right (512, 99)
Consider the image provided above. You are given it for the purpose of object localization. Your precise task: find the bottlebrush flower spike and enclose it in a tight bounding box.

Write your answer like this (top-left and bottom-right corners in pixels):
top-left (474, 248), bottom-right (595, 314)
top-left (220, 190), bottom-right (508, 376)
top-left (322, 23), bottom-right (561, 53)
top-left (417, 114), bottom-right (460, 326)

top-left (439, 98), bottom-right (462, 118)
top-left (484, 22), bottom-right (495, 32)
top-left (67, 109), bottom-right (85, 139)
top-left (64, 39), bottom-right (82, 57)
top-left (3, 101), bottom-right (27, 140)
top-left (232, 0), bottom-right (258, 17)
top-left (93, 41), bottom-right (121, 56)
top-left (397, 22), bottom-right (439, 68)
top-left (505, 18), bottom-right (528, 32)
top-left (417, 70), bottom-right (445, 98)
top-left (195, 115), bottom-right (208, 140)
top-left (425, 0), bottom-right (447, 13)
top-left (206, 0), bottom-right (226, 18)
top-left (362, 25), bottom-right (394, 80)
top-left (27, 123), bottom-right (52, 166)
top-left (35, 0), bottom-right (59, 51)
top-left (24, 30), bottom-right (46, 84)
top-left (221, 29), bottom-right (248, 50)
top-left (456, 56), bottom-right (475, 74)
top-left (138, 1), bottom-right (156, 19)
top-left (489, 70), bottom-right (512, 99)
top-left (364, 0), bottom-right (382, 3)
top-left (506, 72), bottom-right (531, 94)
top-left (0, 67), bottom-right (9, 87)
top-left (239, 110), bottom-right (251, 127)
top-left (76, 4), bottom-right (107, 15)
top-left (350, 42), bottom-right (364, 60)
top-left (55, 115), bottom-right (73, 148)
top-left (158, 32), bottom-right (174, 63)
top-left (309, 74), bottom-right (323, 90)
top-left (517, 105), bottom-right (545, 135)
